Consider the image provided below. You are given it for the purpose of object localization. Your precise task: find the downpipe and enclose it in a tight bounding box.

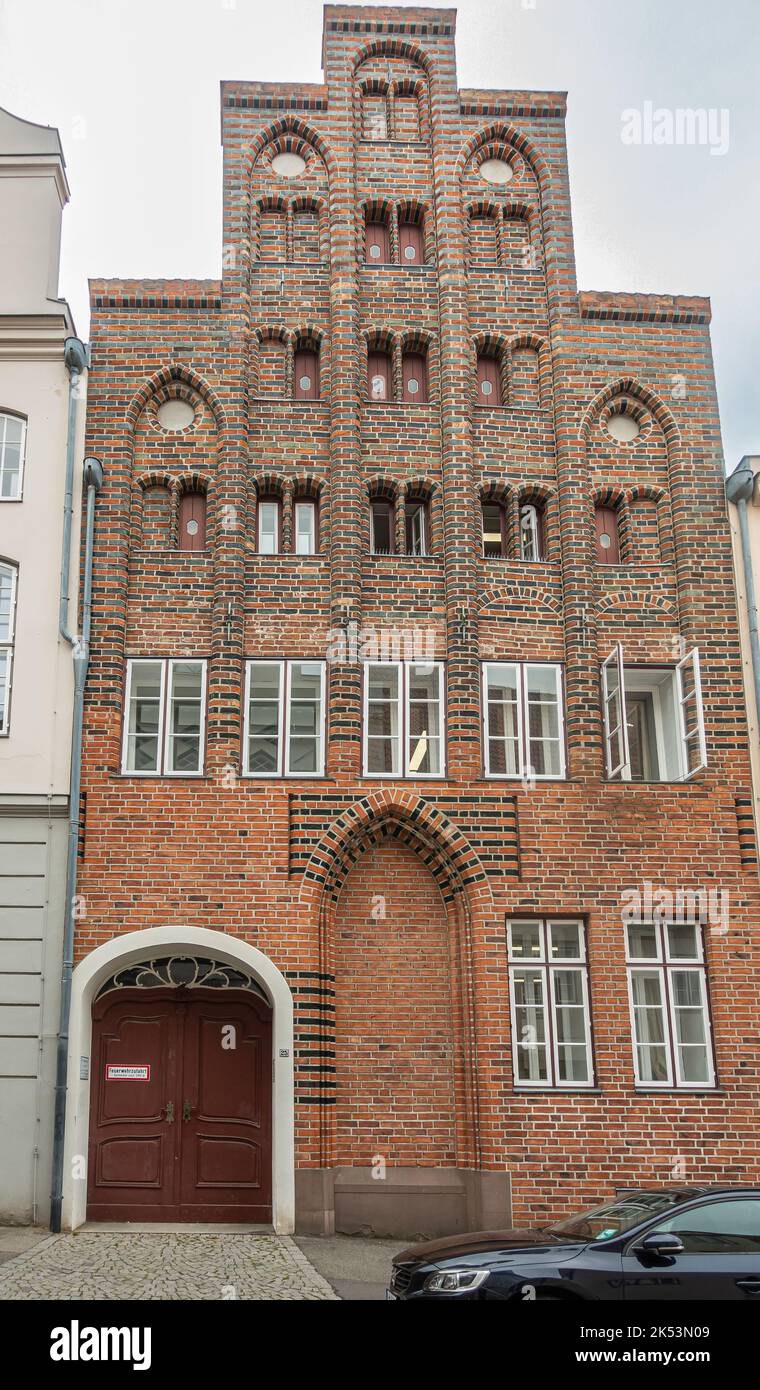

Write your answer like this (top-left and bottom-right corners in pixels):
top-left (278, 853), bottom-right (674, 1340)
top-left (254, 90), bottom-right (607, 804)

top-left (727, 458), bottom-right (760, 740)
top-left (50, 335), bottom-right (103, 1233)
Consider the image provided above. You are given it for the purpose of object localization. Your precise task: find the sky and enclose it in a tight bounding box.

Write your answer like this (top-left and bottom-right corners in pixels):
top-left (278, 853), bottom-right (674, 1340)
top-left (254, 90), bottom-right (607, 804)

top-left (0, 0), bottom-right (757, 467)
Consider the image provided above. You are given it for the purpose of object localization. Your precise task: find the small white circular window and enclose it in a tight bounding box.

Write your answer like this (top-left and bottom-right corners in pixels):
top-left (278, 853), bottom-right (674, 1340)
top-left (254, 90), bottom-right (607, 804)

top-left (186, 519), bottom-right (199, 537)
top-left (299, 375), bottom-right (312, 391)
top-left (369, 243), bottom-right (381, 259)
top-left (599, 532), bottom-right (612, 549)
top-left (157, 399), bottom-right (195, 432)
top-left (404, 245), bottom-right (417, 261)
top-left (606, 412), bottom-right (640, 443)
top-left (271, 152), bottom-right (306, 178)
top-left (407, 378), bottom-right (419, 394)
top-left (480, 158), bottom-right (514, 185)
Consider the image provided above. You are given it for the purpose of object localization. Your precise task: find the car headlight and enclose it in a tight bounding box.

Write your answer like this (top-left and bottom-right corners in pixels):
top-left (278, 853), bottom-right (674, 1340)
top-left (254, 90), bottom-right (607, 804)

top-left (423, 1269), bottom-right (490, 1293)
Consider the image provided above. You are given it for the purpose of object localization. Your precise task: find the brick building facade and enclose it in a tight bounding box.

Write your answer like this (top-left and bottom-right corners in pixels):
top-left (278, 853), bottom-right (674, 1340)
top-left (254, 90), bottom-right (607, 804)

top-left (63, 5), bottom-right (760, 1237)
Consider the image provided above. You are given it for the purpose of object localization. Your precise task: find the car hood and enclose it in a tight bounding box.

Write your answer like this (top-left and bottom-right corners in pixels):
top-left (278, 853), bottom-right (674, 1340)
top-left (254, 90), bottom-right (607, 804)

top-left (394, 1227), bottom-right (578, 1264)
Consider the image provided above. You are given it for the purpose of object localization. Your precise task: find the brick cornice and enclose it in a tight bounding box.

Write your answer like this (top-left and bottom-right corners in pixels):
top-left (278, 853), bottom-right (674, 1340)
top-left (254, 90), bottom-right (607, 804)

top-left (578, 291), bottom-right (711, 325)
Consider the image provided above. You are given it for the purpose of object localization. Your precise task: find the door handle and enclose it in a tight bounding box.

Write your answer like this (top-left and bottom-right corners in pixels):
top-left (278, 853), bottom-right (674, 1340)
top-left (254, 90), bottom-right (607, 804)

top-left (736, 1279), bottom-right (760, 1294)
top-left (162, 1101), bottom-right (175, 1124)
top-left (182, 1099), bottom-right (192, 1123)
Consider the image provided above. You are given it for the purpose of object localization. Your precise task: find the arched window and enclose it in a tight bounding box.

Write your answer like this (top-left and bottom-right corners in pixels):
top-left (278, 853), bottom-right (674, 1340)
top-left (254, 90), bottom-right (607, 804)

top-left (367, 349), bottom-right (392, 402)
top-left (257, 338), bottom-right (287, 397)
top-left (370, 497), bottom-right (395, 555)
top-left (0, 561), bottom-right (17, 734)
top-left (519, 503), bottom-right (545, 561)
top-left (482, 501), bottom-right (508, 558)
top-left (294, 498), bottom-right (318, 555)
top-left (178, 490), bottom-right (207, 552)
top-left (257, 496), bottom-right (281, 555)
top-left (469, 212), bottom-right (499, 267)
top-left (292, 206), bottom-right (320, 262)
top-left (365, 215), bottom-right (392, 264)
top-left (595, 505), bottom-right (621, 564)
top-left (402, 350), bottom-right (428, 404)
top-left (394, 90), bottom-right (421, 142)
top-left (398, 215), bottom-right (424, 265)
top-left (0, 413), bottom-right (26, 500)
top-left (477, 352), bottom-right (502, 406)
top-left (405, 496), bottom-right (429, 556)
top-left (362, 91), bottom-right (389, 141)
top-left (294, 347), bottom-right (320, 401)
top-left (259, 207), bottom-right (287, 261)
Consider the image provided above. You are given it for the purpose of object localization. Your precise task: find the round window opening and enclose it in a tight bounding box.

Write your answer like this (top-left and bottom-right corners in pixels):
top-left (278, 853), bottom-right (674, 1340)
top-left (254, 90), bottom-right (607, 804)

top-left (271, 152), bottom-right (306, 178)
top-left (480, 157), bottom-right (514, 185)
top-left (600, 532), bottom-right (612, 549)
top-left (407, 378), bottom-right (419, 394)
top-left (606, 411), bottom-right (641, 443)
top-left (299, 375), bottom-right (312, 391)
top-left (157, 399), bottom-right (195, 432)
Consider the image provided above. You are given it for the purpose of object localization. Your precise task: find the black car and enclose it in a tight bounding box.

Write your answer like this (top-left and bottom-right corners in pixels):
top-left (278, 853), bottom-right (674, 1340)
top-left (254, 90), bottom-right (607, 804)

top-left (388, 1187), bottom-right (760, 1300)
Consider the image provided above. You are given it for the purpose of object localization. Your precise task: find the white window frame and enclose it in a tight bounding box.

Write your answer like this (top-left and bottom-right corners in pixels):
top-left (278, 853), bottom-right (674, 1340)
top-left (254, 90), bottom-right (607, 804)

top-left (121, 658), bottom-right (207, 777)
top-left (257, 499), bottom-right (280, 555)
top-left (507, 918), bottom-right (595, 1090)
top-left (0, 413), bottom-right (27, 501)
top-left (294, 500), bottom-right (317, 556)
top-left (362, 661), bottom-right (446, 779)
top-left (406, 499), bottom-right (428, 557)
top-left (0, 561), bottom-right (18, 735)
top-left (482, 662), bottom-right (566, 780)
top-left (243, 659), bottom-right (326, 778)
top-left (519, 503), bottom-right (540, 561)
top-left (601, 645), bottom-right (707, 783)
top-left (625, 921), bottom-right (715, 1090)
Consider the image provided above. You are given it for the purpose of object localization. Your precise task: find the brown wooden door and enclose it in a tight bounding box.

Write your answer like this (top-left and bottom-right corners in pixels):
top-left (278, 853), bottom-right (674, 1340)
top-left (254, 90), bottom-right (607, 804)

top-left (294, 349), bottom-right (319, 400)
top-left (87, 989), bottom-right (272, 1223)
top-left (477, 354), bottom-right (502, 406)
top-left (402, 352), bottom-right (428, 403)
top-left (178, 491), bottom-right (206, 551)
top-left (365, 220), bottom-right (390, 264)
top-left (367, 351), bottom-right (391, 401)
top-left (595, 505), bottom-right (621, 563)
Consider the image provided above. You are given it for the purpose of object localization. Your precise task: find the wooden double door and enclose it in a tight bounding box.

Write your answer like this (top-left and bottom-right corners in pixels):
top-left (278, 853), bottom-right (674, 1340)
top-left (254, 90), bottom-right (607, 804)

top-left (87, 989), bottom-right (272, 1222)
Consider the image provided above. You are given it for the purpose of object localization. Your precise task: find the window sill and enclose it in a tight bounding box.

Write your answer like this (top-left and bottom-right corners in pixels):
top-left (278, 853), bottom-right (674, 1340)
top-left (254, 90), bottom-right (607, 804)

top-left (633, 1087), bottom-right (724, 1096)
top-left (514, 1087), bottom-right (603, 1096)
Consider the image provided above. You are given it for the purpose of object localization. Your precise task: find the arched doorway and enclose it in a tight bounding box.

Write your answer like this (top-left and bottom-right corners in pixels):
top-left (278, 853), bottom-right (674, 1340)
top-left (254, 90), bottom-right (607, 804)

top-left (62, 927), bottom-right (295, 1233)
top-left (87, 958), bottom-right (272, 1222)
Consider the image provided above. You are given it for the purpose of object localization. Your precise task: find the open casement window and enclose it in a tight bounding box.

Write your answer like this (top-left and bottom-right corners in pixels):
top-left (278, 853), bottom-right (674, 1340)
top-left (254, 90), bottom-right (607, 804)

top-left (364, 661), bottom-right (445, 778)
top-left (294, 500), bottom-right (317, 555)
top-left (519, 503), bottom-right (544, 561)
top-left (0, 562), bottom-right (18, 734)
top-left (405, 498), bottom-right (428, 556)
top-left (367, 351), bottom-right (392, 402)
top-left (244, 659), bottom-right (326, 777)
top-left (626, 922), bottom-right (715, 1089)
top-left (370, 499), bottom-right (395, 555)
top-left (507, 920), bottom-right (595, 1089)
top-left (294, 349), bottom-right (319, 401)
top-left (122, 659), bottom-right (206, 776)
top-left (602, 645), bottom-right (707, 783)
top-left (482, 502), bottom-right (508, 558)
top-left (257, 498), bottom-right (280, 554)
top-left (482, 662), bottom-right (565, 780)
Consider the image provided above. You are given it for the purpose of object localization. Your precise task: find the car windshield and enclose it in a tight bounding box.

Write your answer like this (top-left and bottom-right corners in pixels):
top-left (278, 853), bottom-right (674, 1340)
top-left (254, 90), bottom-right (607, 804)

top-left (546, 1193), bottom-right (686, 1242)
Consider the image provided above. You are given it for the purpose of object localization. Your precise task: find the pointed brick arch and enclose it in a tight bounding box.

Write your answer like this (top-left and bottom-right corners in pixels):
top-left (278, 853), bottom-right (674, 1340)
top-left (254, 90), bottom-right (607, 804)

top-left (125, 364), bottom-right (226, 433)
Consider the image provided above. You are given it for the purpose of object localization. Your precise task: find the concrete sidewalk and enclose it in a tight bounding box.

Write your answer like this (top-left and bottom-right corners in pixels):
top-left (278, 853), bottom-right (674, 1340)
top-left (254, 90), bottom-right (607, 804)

top-left (294, 1234), bottom-right (407, 1300)
top-left (0, 1226), bottom-right (50, 1266)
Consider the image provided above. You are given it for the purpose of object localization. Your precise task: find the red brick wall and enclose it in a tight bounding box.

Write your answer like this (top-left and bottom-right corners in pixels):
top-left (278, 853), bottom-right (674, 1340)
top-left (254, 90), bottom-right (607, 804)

top-left (333, 840), bottom-right (456, 1166)
top-left (76, 5), bottom-right (760, 1226)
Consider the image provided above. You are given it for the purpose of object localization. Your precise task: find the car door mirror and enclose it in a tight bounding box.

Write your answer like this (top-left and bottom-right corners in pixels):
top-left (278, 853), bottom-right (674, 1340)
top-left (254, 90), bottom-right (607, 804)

top-left (635, 1231), bottom-right (685, 1258)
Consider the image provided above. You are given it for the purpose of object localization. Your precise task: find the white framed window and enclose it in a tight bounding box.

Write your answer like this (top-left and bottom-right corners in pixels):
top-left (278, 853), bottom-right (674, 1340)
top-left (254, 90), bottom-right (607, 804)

top-left (122, 659), bottom-right (206, 775)
top-left (405, 499), bottom-right (428, 556)
top-left (0, 562), bottom-right (18, 734)
top-left (0, 414), bottom-right (26, 500)
top-left (363, 661), bottom-right (445, 777)
top-left (482, 662), bottom-right (565, 779)
top-left (519, 503), bottom-right (544, 561)
top-left (257, 499), bottom-right (280, 554)
top-left (243, 659), bottom-right (326, 777)
top-left (626, 921), bottom-right (715, 1089)
top-left (294, 500), bottom-right (317, 555)
top-left (601, 645), bottom-right (707, 782)
top-left (507, 919), bottom-right (594, 1089)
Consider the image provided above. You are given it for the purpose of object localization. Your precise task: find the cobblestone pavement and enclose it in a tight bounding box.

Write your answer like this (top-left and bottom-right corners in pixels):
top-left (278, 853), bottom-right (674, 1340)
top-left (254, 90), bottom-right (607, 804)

top-left (0, 1230), bottom-right (338, 1301)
